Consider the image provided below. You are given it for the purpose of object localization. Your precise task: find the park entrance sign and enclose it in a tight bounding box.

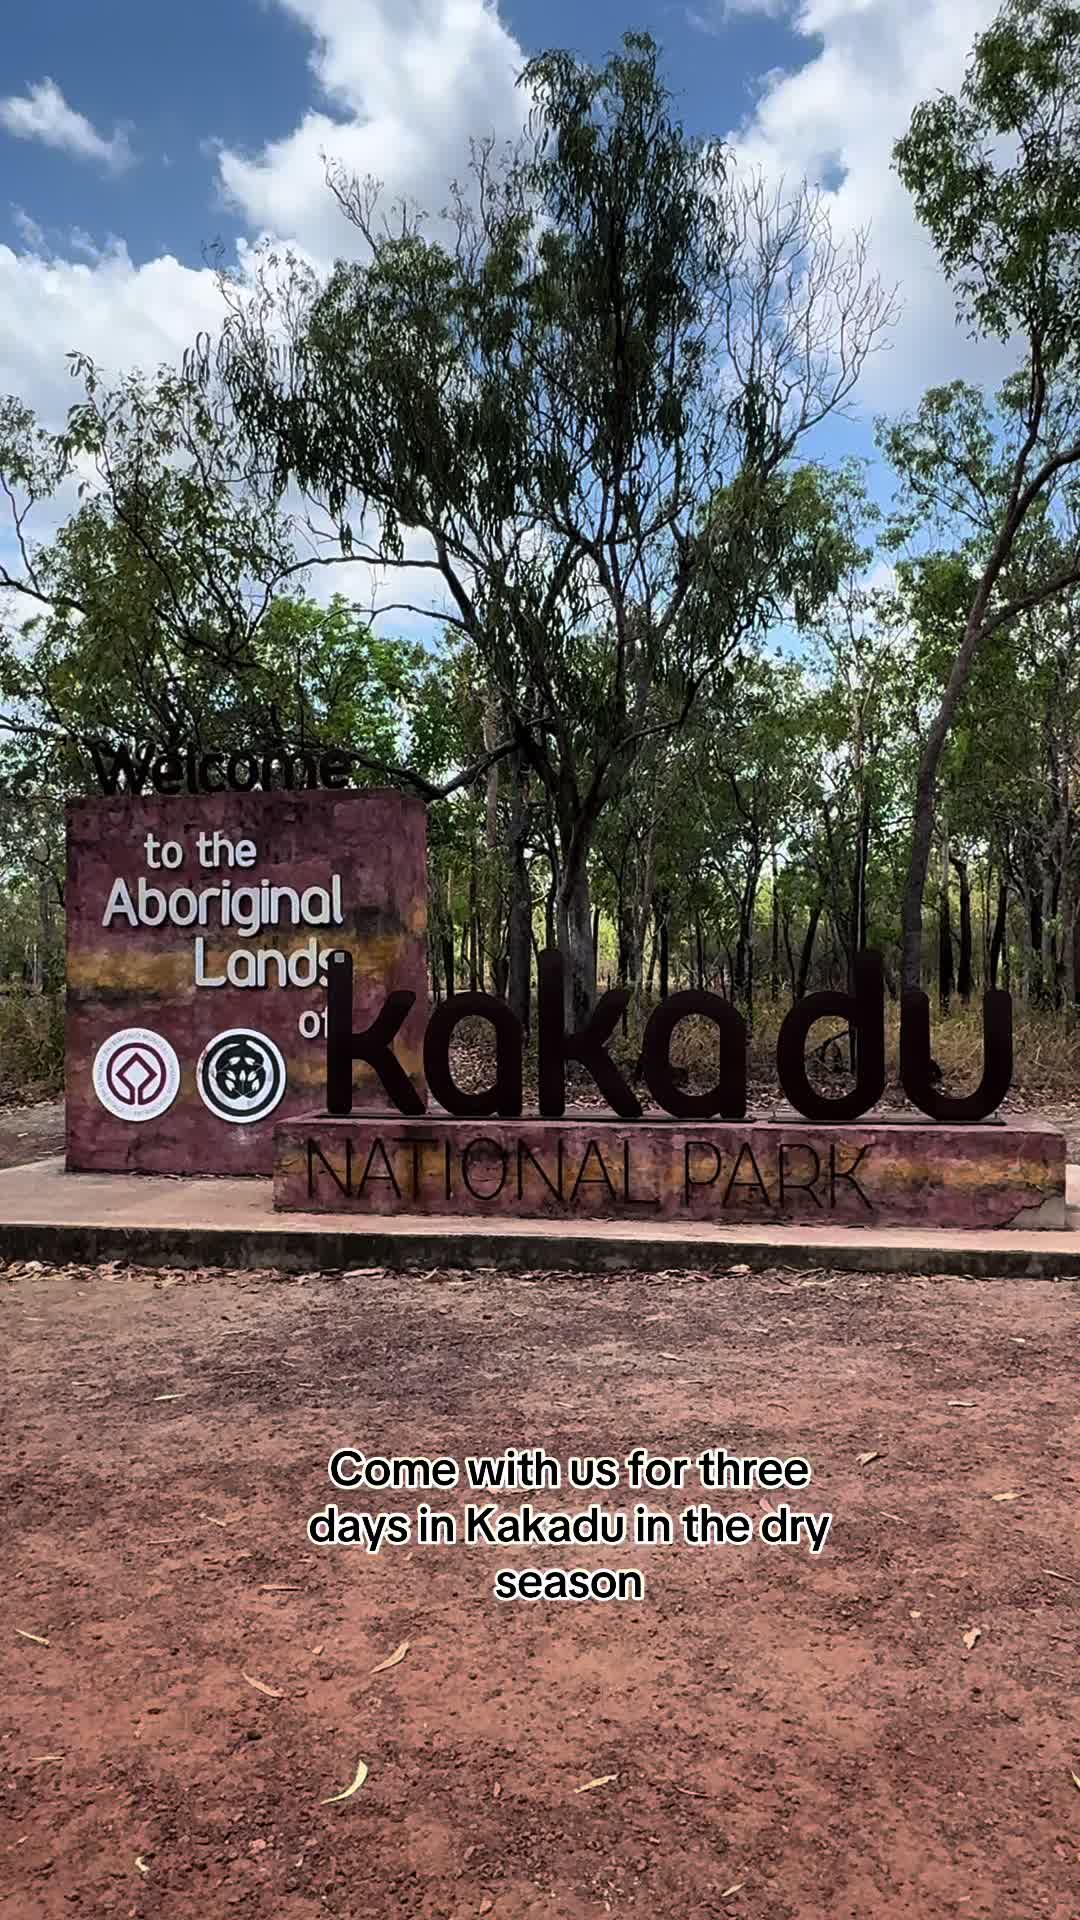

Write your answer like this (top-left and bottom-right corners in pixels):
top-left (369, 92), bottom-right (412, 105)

top-left (65, 789), bottom-right (428, 1176)
top-left (272, 949), bottom-right (1066, 1231)
top-left (60, 784), bottom-right (1065, 1228)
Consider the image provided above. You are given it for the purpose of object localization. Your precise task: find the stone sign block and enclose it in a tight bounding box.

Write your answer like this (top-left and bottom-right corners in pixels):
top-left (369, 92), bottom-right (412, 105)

top-left (65, 790), bottom-right (428, 1176)
top-left (273, 1111), bottom-right (1067, 1229)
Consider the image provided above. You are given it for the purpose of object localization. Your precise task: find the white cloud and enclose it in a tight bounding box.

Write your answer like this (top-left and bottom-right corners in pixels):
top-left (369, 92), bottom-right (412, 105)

top-left (1, 3), bottom-right (529, 431)
top-left (688, 0), bottom-right (792, 27)
top-left (0, 238), bottom-right (226, 422)
top-left (0, 238), bottom-right (230, 630)
top-left (216, 0), bottom-right (529, 263)
top-left (10, 208), bottom-right (46, 252)
top-left (0, 232), bottom-right (453, 635)
top-left (0, 78), bottom-right (134, 175)
top-left (726, 0), bottom-right (1019, 412)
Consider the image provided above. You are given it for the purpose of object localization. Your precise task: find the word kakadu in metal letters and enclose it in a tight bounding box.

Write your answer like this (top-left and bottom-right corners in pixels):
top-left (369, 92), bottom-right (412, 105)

top-left (323, 948), bottom-right (1014, 1126)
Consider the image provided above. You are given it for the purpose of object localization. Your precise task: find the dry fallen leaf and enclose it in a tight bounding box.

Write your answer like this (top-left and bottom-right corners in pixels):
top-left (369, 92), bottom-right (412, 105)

top-left (15, 1629), bottom-right (48, 1646)
top-left (574, 1774), bottom-right (617, 1794)
top-left (962, 1627), bottom-right (982, 1651)
top-left (321, 1757), bottom-right (369, 1804)
top-left (856, 1450), bottom-right (881, 1467)
top-left (371, 1640), bottom-right (409, 1674)
top-left (241, 1673), bottom-right (284, 1699)
top-left (721, 1883), bottom-right (746, 1899)
top-left (492, 1781), bottom-right (501, 1799)
top-left (910, 1610), bottom-right (922, 1621)
top-left (991, 1491), bottom-right (1021, 1502)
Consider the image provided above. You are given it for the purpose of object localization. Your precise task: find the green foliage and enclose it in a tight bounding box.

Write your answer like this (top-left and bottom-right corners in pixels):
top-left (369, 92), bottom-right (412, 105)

top-left (208, 30), bottom-right (889, 1012)
top-left (894, 0), bottom-right (1080, 358)
top-left (3, 11), bottom-right (1080, 1056)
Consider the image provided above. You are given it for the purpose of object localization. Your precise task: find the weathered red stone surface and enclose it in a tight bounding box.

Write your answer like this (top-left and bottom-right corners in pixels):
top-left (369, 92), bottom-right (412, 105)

top-left (66, 790), bottom-right (428, 1176)
top-left (273, 1110), bottom-right (1066, 1229)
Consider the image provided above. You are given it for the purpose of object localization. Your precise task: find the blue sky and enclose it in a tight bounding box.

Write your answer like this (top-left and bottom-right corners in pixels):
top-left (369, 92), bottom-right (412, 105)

top-left (0, 0), bottom-right (1015, 627)
top-left (2, 1), bottom-right (316, 267)
top-left (1, 1), bottom-right (808, 270)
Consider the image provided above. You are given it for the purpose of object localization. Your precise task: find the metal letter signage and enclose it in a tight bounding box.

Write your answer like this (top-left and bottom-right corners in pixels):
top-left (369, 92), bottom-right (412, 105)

top-left (325, 947), bottom-right (1015, 1125)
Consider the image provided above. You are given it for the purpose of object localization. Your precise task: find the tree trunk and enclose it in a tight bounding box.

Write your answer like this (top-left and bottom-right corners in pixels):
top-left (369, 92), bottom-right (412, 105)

top-left (467, 852), bottom-right (479, 992)
top-left (795, 902), bottom-right (822, 1001)
top-left (506, 758), bottom-right (532, 1028)
top-left (1041, 861), bottom-right (1058, 1007)
top-left (770, 846), bottom-right (780, 999)
top-left (938, 818), bottom-right (953, 1014)
top-left (483, 693), bottom-right (500, 850)
top-left (981, 858), bottom-right (992, 980)
top-left (556, 841), bottom-right (595, 1026)
top-left (856, 791), bottom-right (871, 952)
top-left (989, 880), bottom-right (1007, 988)
top-left (658, 913), bottom-right (670, 1001)
top-left (1029, 880), bottom-right (1043, 1003)
top-left (901, 571), bottom-right (1010, 990)
top-left (952, 854), bottom-right (972, 1004)
top-left (781, 908), bottom-right (796, 998)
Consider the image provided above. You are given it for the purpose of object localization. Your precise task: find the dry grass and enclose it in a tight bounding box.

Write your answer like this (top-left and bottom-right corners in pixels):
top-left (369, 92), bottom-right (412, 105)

top-left (446, 995), bottom-right (1080, 1105)
top-left (0, 991), bottom-right (64, 1103)
top-left (741, 998), bottom-right (1080, 1101)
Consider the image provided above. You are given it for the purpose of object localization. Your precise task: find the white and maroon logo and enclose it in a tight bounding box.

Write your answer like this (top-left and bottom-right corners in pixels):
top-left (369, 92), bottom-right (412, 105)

top-left (92, 1029), bottom-right (182, 1123)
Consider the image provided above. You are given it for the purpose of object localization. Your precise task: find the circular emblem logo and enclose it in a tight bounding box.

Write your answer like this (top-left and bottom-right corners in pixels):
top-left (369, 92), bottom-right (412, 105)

top-left (93, 1029), bottom-right (181, 1123)
top-left (196, 1029), bottom-right (287, 1125)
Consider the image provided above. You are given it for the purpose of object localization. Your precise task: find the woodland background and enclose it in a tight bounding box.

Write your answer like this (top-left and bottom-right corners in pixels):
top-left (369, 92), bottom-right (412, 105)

top-left (3, 1), bottom-right (1080, 1103)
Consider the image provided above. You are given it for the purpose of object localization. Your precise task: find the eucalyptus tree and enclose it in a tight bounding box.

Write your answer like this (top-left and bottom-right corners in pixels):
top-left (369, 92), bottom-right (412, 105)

top-left (891, 0), bottom-right (1080, 987)
top-left (204, 31), bottom-right (892, 1019)
top-left (0, 356), bottom-right (506, 844)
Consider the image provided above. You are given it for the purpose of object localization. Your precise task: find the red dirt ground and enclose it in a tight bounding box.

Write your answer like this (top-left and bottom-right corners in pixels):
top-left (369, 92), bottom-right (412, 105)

top-left (2, 1259), bottom-right (1079, 1920)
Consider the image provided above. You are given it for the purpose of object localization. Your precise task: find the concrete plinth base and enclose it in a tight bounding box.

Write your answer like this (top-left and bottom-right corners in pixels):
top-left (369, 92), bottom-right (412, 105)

top-left (4, 1159), bottom-right (1080, 1276)
top-left (273, 1111), bottom-right (1067, 1231)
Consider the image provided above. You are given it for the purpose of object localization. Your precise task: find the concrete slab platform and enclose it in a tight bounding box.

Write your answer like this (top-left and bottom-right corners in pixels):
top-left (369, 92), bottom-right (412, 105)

top-left (3, 1158), bottom-right (1080, 1277)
